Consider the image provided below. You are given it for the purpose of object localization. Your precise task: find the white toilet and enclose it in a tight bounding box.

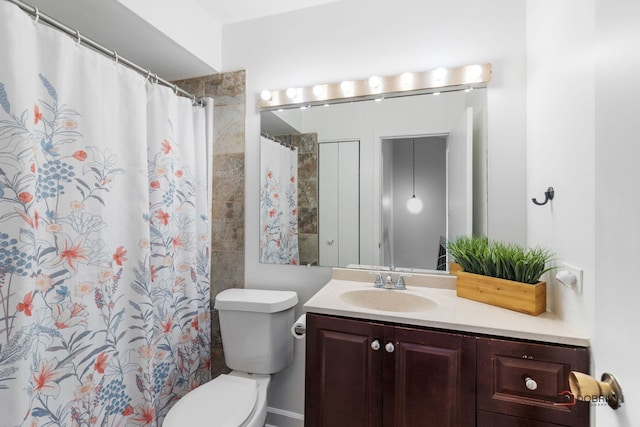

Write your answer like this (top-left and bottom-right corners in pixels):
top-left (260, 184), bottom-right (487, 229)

top-left (163, 288), bottom-right (298, 427)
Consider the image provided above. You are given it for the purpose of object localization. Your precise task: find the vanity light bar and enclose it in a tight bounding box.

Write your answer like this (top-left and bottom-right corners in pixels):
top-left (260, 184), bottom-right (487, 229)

top-left (258, 63), bottom-right (492, 111)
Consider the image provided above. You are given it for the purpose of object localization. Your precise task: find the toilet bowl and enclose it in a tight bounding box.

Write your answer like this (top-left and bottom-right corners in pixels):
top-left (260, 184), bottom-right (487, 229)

top-left (162, 288), bottom-right (298, 427)
top-left (163, 371), bottom-right (270, 427)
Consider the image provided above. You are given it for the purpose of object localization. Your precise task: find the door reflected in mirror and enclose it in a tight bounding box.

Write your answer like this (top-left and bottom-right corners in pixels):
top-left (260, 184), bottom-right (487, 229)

top-left (260, 88), bottom-right (487, 273)
top-left (381, 136), bottom-right (447, 271)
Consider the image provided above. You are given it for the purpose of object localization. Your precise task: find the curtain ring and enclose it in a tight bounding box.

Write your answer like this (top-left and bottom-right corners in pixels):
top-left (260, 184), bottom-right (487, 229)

top-left (75, 30), bottom-right (82, 46)
top-left (173, 84), bottom-right (178, 95)
top-left (33, 7), bottom-right (40, 24)
top-left (145, 69), bottom-right (151, 81)
top-left (153, 73), bottom-right (158, 84)
top-left (113, 51), bottom-right (119, 65)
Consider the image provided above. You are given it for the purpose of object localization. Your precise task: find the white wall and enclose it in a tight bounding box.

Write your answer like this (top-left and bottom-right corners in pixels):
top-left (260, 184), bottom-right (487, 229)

top-left (526, 0), bottom-right (596, 335)
top-left (223, 0), bottom-right (527, 418)
top-left (528, 0), bottom-right (639, 424)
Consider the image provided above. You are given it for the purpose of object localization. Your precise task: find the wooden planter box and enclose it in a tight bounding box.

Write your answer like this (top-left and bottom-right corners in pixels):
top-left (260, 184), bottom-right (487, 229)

top-left (455, 271), bottom-right (546, 316)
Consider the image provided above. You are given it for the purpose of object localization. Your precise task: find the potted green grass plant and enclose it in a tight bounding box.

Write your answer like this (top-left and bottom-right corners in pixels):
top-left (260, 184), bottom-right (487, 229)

top-left (447, 236), bottom-right (554, 315)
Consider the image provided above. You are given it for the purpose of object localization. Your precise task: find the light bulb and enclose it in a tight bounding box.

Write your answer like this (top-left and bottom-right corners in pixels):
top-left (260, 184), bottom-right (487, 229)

top-left (260, 90), bottom-right (272, 101)
top-left (286, 87), bottom-right (298, 99)
top-left (313, 85), bottom-right (326, 97)
top-left (407, 195), bottom-right (423, 214)
top-left (466, 65), bottom-right (483, 82)
top-left (400, 72), bottom-right (414, 89)
top-left (368, 75), bottom-right (381, 89)
top-left (434, 67), bottom-right (447, 81)
top-left (340, 80), bottom-right (354, 94)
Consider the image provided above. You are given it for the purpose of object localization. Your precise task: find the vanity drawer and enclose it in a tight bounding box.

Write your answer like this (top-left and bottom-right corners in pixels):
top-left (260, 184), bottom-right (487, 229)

top-left (477, 337), bottom-right (589, 426)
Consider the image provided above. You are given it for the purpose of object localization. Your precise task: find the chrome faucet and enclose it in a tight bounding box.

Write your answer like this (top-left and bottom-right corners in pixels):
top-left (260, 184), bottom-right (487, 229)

top-left (384, 273), bottom-right (394, 287)
top-left (370, 271), bottom-right (407, 290)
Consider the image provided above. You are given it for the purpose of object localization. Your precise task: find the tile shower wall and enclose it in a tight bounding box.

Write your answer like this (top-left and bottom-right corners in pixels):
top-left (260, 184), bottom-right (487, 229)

top-left (174, 70), bottom-right (245, 377)
top-left (296, 133), bottom-right (319, 266)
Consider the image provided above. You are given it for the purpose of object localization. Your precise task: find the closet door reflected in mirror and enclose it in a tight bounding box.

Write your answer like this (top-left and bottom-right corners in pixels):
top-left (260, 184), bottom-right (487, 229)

top-left (319, 140), bottom-right (359, 267)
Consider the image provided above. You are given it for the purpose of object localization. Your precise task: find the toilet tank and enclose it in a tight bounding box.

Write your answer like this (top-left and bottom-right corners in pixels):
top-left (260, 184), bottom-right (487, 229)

top-left (214, 289), bottom-right (298, 375)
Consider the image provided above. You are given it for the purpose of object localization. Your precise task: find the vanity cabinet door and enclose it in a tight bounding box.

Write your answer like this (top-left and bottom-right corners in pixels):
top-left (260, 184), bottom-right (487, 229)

top-left (305, 314), bottom-right (384, 427)
top-left (386, 326), bottom-right (476, 427)
top-left (305, 314), bottom-right (476, 427)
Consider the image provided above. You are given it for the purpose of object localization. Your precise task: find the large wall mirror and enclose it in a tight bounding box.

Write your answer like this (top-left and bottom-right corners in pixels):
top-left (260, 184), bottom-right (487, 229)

top-left (258, 66), bottom-right (489, 273)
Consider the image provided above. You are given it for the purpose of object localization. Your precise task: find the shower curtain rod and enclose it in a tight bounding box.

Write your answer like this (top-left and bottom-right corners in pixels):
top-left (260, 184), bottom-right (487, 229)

top-left (7, 0), bottom-right (206, 107)
top-left (261, 133), bottom-right (296, 151)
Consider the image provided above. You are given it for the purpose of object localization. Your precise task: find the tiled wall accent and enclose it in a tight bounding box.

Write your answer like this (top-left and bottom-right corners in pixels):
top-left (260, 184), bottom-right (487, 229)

top-left (294, 133), bottom-right (319, 266)
top-left (174, 70), bottom-right (246, 378)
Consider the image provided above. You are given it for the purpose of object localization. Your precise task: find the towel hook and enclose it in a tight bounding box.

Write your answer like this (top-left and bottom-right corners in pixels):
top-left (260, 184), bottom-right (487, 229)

top-left (532, 186), bottom-right (554, 206)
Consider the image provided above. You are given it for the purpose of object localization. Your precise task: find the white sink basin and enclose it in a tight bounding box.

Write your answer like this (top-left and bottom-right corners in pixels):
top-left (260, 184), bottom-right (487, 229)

top-left (339, 288), bottom-right (440, 312)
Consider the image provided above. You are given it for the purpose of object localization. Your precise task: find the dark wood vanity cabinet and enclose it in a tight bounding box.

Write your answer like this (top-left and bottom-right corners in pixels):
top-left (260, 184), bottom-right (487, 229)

top-left (305, 313), bottom-right (476, 427)
top-left (305, 314), bottom-right (590, 427)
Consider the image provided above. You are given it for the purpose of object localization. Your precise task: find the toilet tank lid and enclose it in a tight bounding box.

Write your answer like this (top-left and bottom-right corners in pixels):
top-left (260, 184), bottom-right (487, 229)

top-left (215, 288), bottom-right (298, 313)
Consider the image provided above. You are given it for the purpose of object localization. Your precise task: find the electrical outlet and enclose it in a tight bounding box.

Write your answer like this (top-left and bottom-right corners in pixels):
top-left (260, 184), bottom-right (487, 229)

top-left (556, 262), bottom-right (583, 294)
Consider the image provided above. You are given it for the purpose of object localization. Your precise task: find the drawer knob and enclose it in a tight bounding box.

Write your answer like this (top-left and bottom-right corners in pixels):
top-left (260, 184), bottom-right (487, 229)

top-left (525, 377), bottom-right (538, 391)
top-left (371, 340), bottom-right (381, 351)
top-left (385, 342), bottom-right (395, 353)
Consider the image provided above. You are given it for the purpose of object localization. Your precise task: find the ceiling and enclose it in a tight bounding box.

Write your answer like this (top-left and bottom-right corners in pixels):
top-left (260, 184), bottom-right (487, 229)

top-left (196, 0), bottom-right (341, 25)
top-left (17, 0), bottom-right (341, 80)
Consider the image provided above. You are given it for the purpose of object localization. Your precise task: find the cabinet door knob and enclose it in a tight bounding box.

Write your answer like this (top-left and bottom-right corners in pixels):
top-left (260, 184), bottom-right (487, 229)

top-left (385, 342), bottom-right (395, 353)
top-left (525, 377), bottom-right (538, 391)
top-left (371, 340), bottom-right (381, 351)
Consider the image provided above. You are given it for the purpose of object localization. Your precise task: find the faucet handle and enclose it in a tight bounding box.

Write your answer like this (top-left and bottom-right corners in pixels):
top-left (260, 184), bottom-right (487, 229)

top-left (395, 274), bottom-right (410, 290)
top-left (369, 271), bottom-right (384, 288)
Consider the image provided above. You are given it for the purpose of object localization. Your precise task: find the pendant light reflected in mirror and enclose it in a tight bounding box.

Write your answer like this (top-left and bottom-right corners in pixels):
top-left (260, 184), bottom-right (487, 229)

top-left (407, 138), bottom-right (423, 214)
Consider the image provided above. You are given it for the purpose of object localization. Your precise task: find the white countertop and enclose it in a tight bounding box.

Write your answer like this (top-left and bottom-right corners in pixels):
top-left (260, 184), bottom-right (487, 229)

top-left (303, 278), bottom-right (590, 347)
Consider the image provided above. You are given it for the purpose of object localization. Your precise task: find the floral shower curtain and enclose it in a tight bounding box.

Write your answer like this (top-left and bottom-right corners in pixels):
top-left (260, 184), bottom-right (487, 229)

top-left (259, 136), bottom-right (299, 264)
top-left (0, 2), bottom-right (213, 426)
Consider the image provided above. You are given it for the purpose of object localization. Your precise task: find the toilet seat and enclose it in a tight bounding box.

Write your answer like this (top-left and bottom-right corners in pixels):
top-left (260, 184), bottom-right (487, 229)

top-left (163, 374), bottom-right (258, 426)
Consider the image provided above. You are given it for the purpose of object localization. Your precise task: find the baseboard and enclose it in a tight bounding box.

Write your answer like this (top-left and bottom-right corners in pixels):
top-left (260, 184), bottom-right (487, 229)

top-left (265, 406), bottom-right (304, 427)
